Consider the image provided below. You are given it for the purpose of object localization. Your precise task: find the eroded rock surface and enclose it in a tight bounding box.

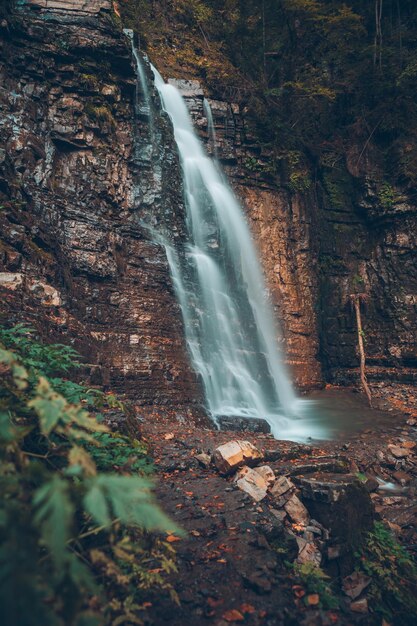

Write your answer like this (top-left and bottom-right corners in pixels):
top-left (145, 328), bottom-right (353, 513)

top-left (0, 3), bottom-right (204, 410)
top-left (173, 79), bottom-right (417, 392)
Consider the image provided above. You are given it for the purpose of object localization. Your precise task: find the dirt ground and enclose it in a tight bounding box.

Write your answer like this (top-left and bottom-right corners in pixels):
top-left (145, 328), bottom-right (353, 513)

top-left (137, 385), bottom-right (417, 626)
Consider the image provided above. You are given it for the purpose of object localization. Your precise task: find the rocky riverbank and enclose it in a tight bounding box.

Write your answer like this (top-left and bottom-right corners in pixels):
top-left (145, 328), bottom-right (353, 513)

top-left (136, 386), bottom-right (417, 625)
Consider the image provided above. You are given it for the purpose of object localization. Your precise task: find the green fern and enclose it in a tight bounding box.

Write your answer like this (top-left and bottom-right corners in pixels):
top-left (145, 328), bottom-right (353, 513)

top-left (0, 326), bottom-right (178, 626)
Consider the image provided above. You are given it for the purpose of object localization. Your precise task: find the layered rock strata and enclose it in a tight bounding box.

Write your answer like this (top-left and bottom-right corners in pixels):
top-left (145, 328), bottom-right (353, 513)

top-left (171, 80), bottom-right (417, 389)
top-left (0, 1), bottom-right (204, 409)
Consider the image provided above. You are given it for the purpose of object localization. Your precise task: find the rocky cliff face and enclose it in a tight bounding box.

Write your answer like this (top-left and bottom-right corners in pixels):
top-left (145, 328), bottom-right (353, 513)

top-left (1, 1), bottom-right (415, 414)
top-left (170, 82), bottom-right (324, 390)
top-left (0, 1), bottom-right (204, 409)
top-left (169, 81), bottom-right (417, 389)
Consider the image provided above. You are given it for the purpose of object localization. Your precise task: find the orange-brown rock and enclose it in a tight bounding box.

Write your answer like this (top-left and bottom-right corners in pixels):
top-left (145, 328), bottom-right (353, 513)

top-left (213, 440), bottom-right (263, 475)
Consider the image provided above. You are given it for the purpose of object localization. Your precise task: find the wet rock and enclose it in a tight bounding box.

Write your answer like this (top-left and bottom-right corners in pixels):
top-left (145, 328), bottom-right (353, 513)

top-left (342, 571), bottom-right (371, 599)
top-left (392, 470), bottom-right (411, 485)
top-left (284, 494), bottom-right (309, 525)
top-left (0, 8), bottom-right (205, 413)
top-left (388, 444), bottom-right (412, 458)
top-left (270, 475), bottom-right (294, 499)
top-left (350, 598), bottom-right (368, 613)
top-left (288, 458), bottom-right (348, 476)
top-left (364, 475), bottom-right (380, 493)
top-left (213, 440), bottom-right (262, 475)
top-left (270, 508), bottom-right (287, 522)
top-left (0, 272), bottom-right (23, 290)
top-left (296, 472), bottom-right (373, 576)
top-left (234, 466), bottom-right (268, 502)
top-left (195, 452), bottom-right (211, 469)
top-left (29, 280), bottom-right (62, 306)
top-left (255, 465), bottom-right (275, 486)
top-left (216, 415), bottom-right (271, 434)
top-left (295, 537), bottom-right (321, 566)
top-left (240, 570), bottom-right (273, 594)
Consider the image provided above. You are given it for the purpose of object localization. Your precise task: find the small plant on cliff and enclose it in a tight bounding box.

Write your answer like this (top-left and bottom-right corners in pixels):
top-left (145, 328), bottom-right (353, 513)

top-left (378, 181), bottom-right (395, 210)
top-left (289, 171), bottom-right (312, 193)
top-left (355, 522), bottom-right (417, 624)
top-left (85, 104), bottom-right (116, 129)
top-left (243, 156), bottom-right (263, 172)
top-left (0, 325), bottom-right (179, 626)
top-left (80, 73), bottom-right (101, 92)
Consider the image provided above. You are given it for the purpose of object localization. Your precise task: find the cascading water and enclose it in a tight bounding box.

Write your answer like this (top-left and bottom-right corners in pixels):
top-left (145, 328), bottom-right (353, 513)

top-left (151, 66), bottom-right (298, 437)
top-left (131, 48), bottom-right (325, 440)
top-left (203, 98), bottom-right (218, 160)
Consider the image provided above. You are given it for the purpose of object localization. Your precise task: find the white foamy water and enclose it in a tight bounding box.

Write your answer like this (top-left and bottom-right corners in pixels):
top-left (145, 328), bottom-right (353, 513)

top-left (132, 51), bottom-right (326, 440)
top-left (203, 98), bottom-right (218, 160)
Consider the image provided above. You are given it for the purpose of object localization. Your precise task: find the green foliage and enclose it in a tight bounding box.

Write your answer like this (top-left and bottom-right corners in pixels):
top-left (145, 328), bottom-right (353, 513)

top-left (85, 104), bottom-right (116, 129)
top-left (291, 562), bottom-right (339, 609)
top-left (289, 171), bottom-right (312, 193)
top-left (355, 471), bottom-right (367, 483)
top-left (378, 181), bottom-right (395, 210)
top-left (176, 0), bottom-right (213, 25)
top-left (243, 156), bottom-right (263, 172)
top-left (356, 522), bottom-right (417, 624)
top-left (121, 0), bottom-right (417, 196)
top-left (85, 432), bottom-right (153, 474)
top-left (0, 323), bottom-right (81, 375)
top-left (0, 325), bottom-right (178, 626)
top-left (80, 73), bottom-right (101, 92)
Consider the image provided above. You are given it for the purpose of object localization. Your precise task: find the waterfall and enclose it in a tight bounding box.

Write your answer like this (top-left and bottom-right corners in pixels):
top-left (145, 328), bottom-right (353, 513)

top-left (203, 98), bottom-right (218, 160)
top-left (124, 29), bottom-right (154, 138)
top-left (151, 65), bottom-right (300, 437)
top-left (131, 48), bottom-right (324, 440)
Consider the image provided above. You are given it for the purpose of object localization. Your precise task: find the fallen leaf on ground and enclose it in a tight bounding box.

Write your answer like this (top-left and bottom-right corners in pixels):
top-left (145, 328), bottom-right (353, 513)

top-left (207, 597), bottom-right (223, 608)
top-left (222, 609), bottom-right (244, 622)
top-left (166, 534), bottom-right (181, 543)
top-left (306, 593), bottom-right (319, 606)
top-left (292, 585), bottom-right (305, 598)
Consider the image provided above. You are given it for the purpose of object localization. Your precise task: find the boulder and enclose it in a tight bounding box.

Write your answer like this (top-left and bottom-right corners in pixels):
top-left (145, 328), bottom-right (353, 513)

top-left (284, 494), bottom-right (310, 525)
top-left (195, 452), bottom-right (211, 468)
top-left (0, 272), bottom-right (23, 290)
top-left (295, 472), bottom-right (374, 576)
top-left (270, 475), bottom-right (294, 498)
top-left (342, 571), bottom-right (371, 600)
top-left (216, 415), bottom-right (271, 434)
top-left (234, 466), bottom-right (268, 502)
top-left (213, 440), bottom-right (262, 475)
top-left (350, 598), bottom-right (368, 614)
top-left (295, 537), bottom-right (321, 566)
top-left (255, 465), bottom-right (275, 486)
top-left (388, 444), bottom-right (412, 459)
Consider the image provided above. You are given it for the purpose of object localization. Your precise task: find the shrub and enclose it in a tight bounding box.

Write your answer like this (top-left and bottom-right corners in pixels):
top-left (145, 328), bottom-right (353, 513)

top-left (0, 326), bottom-right (179, 626)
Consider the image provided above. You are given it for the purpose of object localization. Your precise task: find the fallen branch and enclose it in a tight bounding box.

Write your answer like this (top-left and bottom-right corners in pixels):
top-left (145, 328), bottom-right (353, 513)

top-left (350, 294), bottom-right (373, 407)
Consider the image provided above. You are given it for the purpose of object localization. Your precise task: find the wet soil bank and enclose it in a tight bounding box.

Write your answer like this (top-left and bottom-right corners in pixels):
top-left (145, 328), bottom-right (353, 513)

top-left (136, 385), bottom-right (417, 626)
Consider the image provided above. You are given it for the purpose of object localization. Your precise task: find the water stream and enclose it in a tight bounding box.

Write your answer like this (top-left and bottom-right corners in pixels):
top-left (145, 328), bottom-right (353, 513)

top-left (203, 98), bottom-right (218, 160)
top-left (132, 47), bottom-right (327, 440)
